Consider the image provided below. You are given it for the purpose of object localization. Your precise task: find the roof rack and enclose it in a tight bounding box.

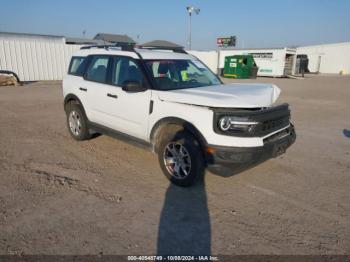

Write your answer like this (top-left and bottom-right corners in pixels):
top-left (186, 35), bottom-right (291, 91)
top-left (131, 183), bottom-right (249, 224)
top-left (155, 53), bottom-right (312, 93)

top-left (80, 44), bottom-right (188, 56)
top-left (80, 43), bottom-right (134, 51)
top-left (137, 46), bottom-right (188, 54)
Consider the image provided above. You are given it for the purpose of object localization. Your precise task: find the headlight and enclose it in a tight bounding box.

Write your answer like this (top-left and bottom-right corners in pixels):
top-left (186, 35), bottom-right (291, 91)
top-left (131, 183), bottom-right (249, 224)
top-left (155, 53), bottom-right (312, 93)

top-left (219, 117), bottom-right (231, 131)
top-left (218, 116), bottom-right (258, 133)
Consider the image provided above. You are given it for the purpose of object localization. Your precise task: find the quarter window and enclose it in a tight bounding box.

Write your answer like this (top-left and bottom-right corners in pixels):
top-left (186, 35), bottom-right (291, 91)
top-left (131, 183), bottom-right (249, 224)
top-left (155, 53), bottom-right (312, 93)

top-left (68, 56), bottom-right (86, 76)
top-left (85, 56), bottom-right (110, 83)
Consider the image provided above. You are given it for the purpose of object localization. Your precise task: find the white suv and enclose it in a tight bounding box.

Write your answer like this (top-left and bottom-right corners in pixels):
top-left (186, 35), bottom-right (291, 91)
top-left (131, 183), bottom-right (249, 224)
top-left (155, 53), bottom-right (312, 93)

top-left (63, 45), bottom-right (295, 186)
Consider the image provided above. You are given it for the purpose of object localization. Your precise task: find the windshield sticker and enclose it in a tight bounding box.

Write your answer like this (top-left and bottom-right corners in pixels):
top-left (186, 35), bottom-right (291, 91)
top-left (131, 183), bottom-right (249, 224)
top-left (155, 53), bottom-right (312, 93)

top-left (192, 60), bottom-right (206, 69)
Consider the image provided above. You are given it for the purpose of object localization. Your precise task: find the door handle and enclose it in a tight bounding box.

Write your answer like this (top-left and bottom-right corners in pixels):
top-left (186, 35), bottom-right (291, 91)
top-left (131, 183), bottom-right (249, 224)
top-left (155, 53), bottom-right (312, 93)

top-left (107, 93), bottom-right (118, 99)
top-left (79, 87), bottom-right (87, 92)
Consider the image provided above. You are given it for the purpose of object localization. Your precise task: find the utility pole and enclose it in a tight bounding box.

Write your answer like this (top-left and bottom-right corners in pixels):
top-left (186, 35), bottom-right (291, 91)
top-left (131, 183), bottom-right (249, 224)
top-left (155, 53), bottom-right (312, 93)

top-left (186, 6), bottom-right (200, 50)
top-left (188, 11), bottom-right (191, 50)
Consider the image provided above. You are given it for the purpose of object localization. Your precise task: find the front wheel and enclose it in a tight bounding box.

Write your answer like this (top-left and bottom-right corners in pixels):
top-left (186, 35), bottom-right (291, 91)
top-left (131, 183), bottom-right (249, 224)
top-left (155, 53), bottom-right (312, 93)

top-left (65, 102), bottom-right (91, 141)
top-left (158, 129), bottom-right (204, 187)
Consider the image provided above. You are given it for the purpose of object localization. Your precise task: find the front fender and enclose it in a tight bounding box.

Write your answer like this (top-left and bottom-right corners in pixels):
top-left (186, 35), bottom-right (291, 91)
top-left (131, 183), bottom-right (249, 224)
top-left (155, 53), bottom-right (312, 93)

top-left (150, 116), bottom-right (208, 152)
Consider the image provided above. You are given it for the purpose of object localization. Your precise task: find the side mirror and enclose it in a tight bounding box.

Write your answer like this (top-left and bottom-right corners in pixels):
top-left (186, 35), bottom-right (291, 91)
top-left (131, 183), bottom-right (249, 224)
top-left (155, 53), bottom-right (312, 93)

top-left (122, 80), bottom-right (146, 92)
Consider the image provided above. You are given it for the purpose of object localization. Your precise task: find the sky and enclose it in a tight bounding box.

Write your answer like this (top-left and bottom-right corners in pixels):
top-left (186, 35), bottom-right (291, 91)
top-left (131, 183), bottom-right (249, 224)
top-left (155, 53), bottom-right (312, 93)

top-left (0, 0), bottom-right (350, 50)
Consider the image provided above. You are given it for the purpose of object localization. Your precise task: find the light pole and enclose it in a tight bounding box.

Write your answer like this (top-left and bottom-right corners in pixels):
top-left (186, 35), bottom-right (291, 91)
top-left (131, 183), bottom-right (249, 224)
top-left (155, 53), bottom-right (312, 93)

top-left (186, 6), bottom-right (200, 50)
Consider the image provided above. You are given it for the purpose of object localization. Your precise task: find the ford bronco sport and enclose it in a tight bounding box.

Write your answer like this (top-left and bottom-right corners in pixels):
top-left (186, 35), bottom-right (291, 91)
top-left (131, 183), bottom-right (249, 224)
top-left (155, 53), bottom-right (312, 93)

top-left (63, 45), bottom-right (295, 187)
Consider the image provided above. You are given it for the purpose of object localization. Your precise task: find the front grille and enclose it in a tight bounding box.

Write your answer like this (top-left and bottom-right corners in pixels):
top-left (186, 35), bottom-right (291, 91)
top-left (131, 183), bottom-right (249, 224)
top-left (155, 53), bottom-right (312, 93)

top-left (254, 114), bottom-right (290, 136)
top-left (262, 117), bottom-right (288, 131)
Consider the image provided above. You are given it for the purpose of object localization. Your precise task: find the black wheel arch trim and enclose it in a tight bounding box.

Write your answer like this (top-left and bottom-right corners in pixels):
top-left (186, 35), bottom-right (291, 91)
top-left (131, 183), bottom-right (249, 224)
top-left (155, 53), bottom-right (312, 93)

top-left (150, 117), bottom-right (208, 152)
top-left (63, 94), bottom-right (88, 119)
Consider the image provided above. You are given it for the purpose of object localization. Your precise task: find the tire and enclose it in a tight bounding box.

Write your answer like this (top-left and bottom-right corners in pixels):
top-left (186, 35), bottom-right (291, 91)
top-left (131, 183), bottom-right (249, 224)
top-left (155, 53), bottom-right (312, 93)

top-left (65, 102), bottom-right (91, 141)
top-left (157, 127), bottom-right (204, 187)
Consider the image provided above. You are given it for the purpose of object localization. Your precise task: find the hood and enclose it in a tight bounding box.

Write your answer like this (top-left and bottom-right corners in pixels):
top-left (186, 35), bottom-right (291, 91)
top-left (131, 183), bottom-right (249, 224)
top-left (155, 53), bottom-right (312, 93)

top-left (156, 83), bottom-right (281, 108)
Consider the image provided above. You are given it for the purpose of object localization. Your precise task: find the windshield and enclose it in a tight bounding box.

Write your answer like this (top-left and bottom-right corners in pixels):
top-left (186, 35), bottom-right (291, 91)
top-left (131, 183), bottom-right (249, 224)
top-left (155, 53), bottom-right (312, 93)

top-left (144, 59), bottom-right (222, 90)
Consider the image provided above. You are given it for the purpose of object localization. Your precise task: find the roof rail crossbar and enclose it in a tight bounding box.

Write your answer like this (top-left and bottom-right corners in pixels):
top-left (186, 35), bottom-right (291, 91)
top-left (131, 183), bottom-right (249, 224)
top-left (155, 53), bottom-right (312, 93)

top-left (80, 43), bottom-right (135, 51)
top-left (80, 44), bottom-right (114, 50)
top-left (138, 46), bottom-right (188, 54)
top-left (79, 44), bottom-right (188, 57)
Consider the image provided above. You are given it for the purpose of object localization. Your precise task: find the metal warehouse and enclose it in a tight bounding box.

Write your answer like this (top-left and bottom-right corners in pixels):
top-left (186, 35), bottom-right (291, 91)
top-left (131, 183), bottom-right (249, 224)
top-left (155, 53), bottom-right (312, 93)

top-left (296, 42), bottom-right (350, 74)
top-left (0, 32), bottom-right (83, 82)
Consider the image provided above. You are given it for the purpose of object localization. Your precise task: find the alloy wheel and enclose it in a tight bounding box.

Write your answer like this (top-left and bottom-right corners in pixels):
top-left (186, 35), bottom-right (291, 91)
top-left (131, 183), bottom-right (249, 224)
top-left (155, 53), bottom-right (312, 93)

top-left (68, 110), bottom-right (82, 136)
top-left (163, 142), bottom-right (192, 179)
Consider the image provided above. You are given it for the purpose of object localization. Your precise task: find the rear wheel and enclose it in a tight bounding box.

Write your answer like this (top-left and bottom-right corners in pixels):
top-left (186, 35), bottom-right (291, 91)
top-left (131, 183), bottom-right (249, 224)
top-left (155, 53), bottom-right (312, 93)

top-left (158, 128), bottom-right (204, 187)
top-left (65, 102), bottom-right (91, 141)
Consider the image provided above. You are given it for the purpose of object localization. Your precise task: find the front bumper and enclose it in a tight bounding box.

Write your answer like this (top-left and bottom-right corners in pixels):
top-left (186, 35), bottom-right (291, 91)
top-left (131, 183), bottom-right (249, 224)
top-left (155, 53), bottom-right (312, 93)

top-left (206, 125), bottom-right (296, 175)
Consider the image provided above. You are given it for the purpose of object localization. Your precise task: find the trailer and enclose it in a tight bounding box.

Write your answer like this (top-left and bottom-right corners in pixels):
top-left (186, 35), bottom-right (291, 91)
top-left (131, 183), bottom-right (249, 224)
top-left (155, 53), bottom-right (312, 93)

top-left (219, 48), bottom-right (296, 77)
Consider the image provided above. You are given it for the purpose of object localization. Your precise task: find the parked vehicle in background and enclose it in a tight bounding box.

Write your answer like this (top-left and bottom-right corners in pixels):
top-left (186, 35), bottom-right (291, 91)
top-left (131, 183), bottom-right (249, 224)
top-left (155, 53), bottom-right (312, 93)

top-left (63, 45), bottom-right (296, 187)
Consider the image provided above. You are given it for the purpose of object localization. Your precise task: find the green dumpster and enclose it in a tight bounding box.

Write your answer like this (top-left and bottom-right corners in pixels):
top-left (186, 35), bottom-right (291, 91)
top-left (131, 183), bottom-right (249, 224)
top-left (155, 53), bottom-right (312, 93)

top-left (223, 55), bottom-right (258, 79)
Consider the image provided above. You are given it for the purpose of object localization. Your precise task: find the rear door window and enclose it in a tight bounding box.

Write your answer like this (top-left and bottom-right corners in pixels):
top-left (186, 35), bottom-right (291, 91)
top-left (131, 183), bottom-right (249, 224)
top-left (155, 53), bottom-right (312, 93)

top-left (111, 57), bottom-right (145, 87)
top-left (85, 56), bottom-right (110, 83)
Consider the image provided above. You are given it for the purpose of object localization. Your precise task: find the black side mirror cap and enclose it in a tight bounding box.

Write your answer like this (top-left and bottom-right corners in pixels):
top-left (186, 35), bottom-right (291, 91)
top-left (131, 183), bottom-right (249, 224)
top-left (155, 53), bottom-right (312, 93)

top-left (122, 80), bottom-right (146, 92)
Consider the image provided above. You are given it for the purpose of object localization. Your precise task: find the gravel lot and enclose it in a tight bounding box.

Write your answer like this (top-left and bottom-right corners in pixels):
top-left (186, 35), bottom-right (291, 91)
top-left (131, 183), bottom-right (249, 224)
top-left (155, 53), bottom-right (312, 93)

top-left (0, 75), bottom-right (349, 255)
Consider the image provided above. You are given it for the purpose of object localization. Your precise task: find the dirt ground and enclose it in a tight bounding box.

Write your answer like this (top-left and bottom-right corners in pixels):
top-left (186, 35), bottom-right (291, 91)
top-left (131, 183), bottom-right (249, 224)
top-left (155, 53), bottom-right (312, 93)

top-left (0, 75), bottom-right (349, 255)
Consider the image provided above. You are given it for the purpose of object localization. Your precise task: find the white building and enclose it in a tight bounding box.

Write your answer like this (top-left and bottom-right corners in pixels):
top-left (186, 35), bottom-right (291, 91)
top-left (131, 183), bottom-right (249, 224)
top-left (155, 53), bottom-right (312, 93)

top-left (0, 32), bottom-right (81, 81)
top-left (296, 42), bottom-right (350, 74)
top-left (188, 50), bottom-right (218, 73)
